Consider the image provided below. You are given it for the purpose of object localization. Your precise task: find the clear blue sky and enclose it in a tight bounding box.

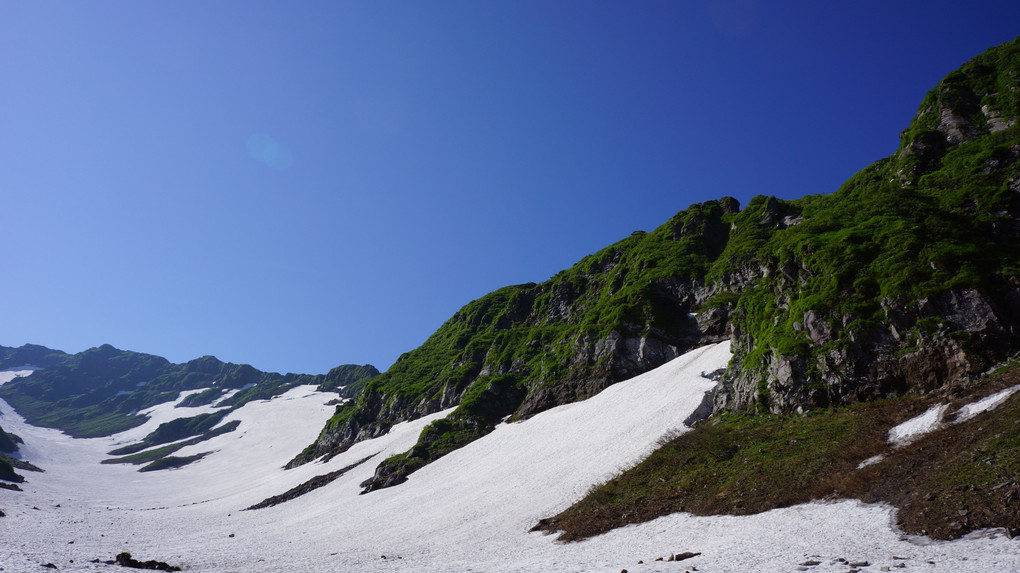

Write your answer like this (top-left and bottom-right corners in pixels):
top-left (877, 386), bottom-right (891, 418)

top-left (2, 1), bottom-right (1018, 375)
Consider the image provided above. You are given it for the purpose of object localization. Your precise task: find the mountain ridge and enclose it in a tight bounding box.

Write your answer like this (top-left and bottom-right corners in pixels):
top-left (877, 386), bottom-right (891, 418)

top-left (0, 343), bottom-right (378, 439)
top-left (294, 36), bottom-right (1020, 491)
top-left (3, 37), bottom-right (1019, 498)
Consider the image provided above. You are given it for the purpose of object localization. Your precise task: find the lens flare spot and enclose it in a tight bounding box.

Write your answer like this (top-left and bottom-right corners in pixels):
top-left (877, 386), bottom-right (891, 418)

top-left (246, 133), bottom-right (293, 169)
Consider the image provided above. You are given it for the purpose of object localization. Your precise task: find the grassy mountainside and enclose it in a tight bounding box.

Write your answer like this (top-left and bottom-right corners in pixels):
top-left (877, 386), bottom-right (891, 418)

top-left (0, 344), bottom-right (377, 439)
top-left (543, 36), bottom-right (1020, 537)
top-left (297, 37), bottom-right (1020, 492)
top-left (718, 37), bottom-right (1020, 412)
top-left (536, 360), bottom-right (1020, 541)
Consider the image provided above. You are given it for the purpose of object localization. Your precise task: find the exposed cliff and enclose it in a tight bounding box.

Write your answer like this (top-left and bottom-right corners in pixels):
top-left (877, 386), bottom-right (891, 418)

top-left (295, 37), bottom-right (1020, 491)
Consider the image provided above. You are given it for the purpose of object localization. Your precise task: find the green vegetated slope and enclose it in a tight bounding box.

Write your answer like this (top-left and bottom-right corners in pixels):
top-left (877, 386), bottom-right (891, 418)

top-left (318, 364), bottom-right (382, 396)
top-left (0, 456), bottom-right (23, 483)
top-left (298, 37), bottom-right (1020, 492)
top-left (0, 425), bottom-right (24, 484)
top-left (537, 360), bottom-right (1020, 541)
top-left (0, 425), bottom-right (19, 454)
top-left (718, 36), bottom-right (1020, 412)
top-left (0, 343), bottom-right (378, 439)
top-left (102, 420), bottom-right (241, 471)
top-left (290, 200), bottom-right (739, 478)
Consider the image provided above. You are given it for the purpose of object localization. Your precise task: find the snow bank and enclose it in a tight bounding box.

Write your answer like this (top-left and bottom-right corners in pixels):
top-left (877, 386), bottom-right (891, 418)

top-left (955, 385), bottom-right (1020, 423)
top-left (856, 454), bottom-right (885, 469)
top-left (885, 384), bottom-right (1020, 450)
top-left (0, 368), bottom-right (36, 387)
top-left (2, 341), bottom-right (1018, 573)
top-left (888, 404), bottom-right (949, 447)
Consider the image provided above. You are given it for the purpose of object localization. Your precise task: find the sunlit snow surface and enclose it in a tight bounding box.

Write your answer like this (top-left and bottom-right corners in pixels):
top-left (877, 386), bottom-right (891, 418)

top-left (888, 404), bottom-right (950, 447)
top-left (956, 385), bottom-right (1020, 423)
top-left (0, 369), bottom-right (36, 387)
top-left (2, 344), bottom-right (1018, 572)
top-left (885, 385), bottom-right (1020, 451)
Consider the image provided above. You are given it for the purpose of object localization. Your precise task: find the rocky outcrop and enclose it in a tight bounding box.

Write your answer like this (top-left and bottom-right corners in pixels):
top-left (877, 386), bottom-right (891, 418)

top-left (114, 552), bottom-right (182, 571)
top-left (248, 456), bottom-right (374, 510)
top-left (896, 41), bottom-right (1020, 185)
top-left (0, 456), bottom-right (24, 483)
top-left (0, 425), bottom-right (19, 455)
top-left (716, 285), bottom-right (1020, 414)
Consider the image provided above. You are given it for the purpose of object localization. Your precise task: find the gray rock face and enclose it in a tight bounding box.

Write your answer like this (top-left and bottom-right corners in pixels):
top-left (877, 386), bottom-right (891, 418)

top-left (514, 329), bottom-right (691, 419)
top-left (983, 104), bottom-right (1016, 133)
top-left (801, 309), bottom-right (832, 345)
top-left (716, 284), bottom-right (1020, 414)
top-left (938, 102), bottom-right (979, 145)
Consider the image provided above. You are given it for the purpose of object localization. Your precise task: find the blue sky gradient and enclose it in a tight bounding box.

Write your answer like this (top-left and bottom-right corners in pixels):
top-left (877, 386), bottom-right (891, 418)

top-left (3, 1), bottom-right (1019, 374)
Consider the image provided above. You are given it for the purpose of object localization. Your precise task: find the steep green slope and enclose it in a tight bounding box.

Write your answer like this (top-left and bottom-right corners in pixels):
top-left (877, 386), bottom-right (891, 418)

top-left (718, 37), bottom-right (1020, 412)
top-left (296, 37), bottom-right (1020, 492)
top-left (0, 425), bottom-right (19, 454)
top-left (290, 199), bottom-right (740, 475)
top-left (0, 423), bottom-right (28, 485)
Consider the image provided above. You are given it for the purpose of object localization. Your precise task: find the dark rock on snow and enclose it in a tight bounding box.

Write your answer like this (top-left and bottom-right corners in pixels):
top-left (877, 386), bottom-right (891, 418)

top-left (114, 552), bottom-right (182, 571)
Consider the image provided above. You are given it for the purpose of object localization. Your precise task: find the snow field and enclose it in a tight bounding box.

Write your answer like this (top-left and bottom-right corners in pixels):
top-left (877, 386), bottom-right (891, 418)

top-left (2, 344), bottom-right (1019, 572)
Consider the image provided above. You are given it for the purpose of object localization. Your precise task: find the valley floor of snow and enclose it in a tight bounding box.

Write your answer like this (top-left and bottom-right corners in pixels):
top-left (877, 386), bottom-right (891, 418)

top-left (2, 342), bottom-right (1018, 572)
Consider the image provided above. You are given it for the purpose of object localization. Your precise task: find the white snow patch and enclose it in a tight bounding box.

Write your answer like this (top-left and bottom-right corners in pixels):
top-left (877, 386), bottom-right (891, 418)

top-left (955, 385), bottom-right (1020, 423)
top-left (883, 385), bottom-right (1020, 450)
top-left (856, 454), bottom-right (885, 469)
top-left (0, 368), bottom-right (36, 387)
top-left (212, 387), bottom-right (242, 406)
top-left (888, 403), bottom-right (949, 447)
top-left (2, 341), bottom-right (1019, 572)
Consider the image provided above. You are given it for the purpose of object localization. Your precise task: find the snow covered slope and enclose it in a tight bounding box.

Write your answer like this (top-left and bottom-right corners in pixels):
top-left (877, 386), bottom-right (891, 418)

top-left (0, 368), bottom-right (36, 387)
top-left (1, 342), bottom-right (1018, 572)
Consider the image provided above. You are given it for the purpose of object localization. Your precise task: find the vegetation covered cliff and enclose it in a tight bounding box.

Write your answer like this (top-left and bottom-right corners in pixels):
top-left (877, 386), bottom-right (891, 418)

top-left (294, 37), bottom-right (1020, 491)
